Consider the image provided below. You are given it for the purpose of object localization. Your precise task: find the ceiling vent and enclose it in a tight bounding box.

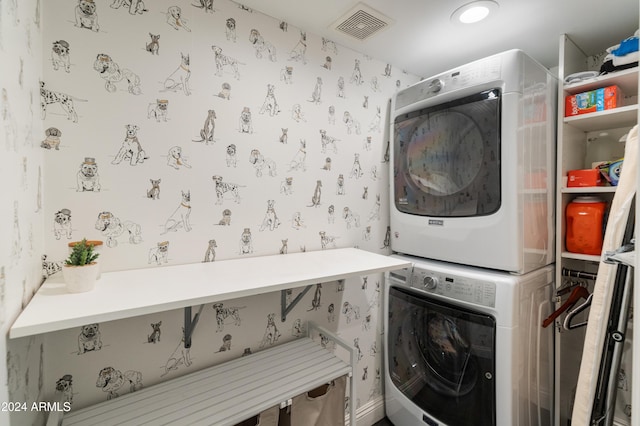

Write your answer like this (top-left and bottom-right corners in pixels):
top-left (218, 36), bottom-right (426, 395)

top-left (331, 3), bottom-right (393, 41)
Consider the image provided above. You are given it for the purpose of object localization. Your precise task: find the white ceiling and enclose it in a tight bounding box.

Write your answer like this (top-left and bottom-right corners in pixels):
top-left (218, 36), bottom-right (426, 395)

top-left (236, 0), bottom-right (639, 78)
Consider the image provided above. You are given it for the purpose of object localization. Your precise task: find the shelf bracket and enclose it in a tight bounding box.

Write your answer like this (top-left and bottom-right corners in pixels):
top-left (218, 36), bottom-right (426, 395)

top-left (281, 285), bottom-right (313, 322)
top-left (183, 304), bottom-right (205, 349)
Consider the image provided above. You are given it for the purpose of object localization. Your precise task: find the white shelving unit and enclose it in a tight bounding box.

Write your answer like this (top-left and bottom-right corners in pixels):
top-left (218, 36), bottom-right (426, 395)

top-left (10, 248), bottom-right (411, 339)
top-left (49, 323), bottom-right (357, 426)
top-left (554, 34), bottom-right (638, 425)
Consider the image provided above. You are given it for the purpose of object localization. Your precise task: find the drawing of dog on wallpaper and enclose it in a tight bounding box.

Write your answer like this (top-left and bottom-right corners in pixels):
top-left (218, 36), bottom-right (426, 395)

top-left (167, 146), bottom-right (192, 169)
top-left (259, 200), bottom-right (281, 231)
top-left (162, 190), bottom-right (192, 234)
top-left (343, 111), bottom-right (361, 134)
top-left (53, 208), bottom-right (73, 240)
top-left (212, 45), bottom-right (241, 79)
top-left (110, 0), bottom-right (146, 15)
top-left (239, 228), bottom-right (253, 254)
top-left (78, 324), bottom-right (102, 354)
top-left (93, 54), bottom-right (142, 95)
top-left (112, 124), bottom-right (148, 166)
top-left (166, 6), bottom-right (191, 32)
top-left (40, 81), bottom-right (81, 123)
top-left (193, 0), bottom-right (214, 13)
top-left (74, 0), bottom-right (100, 32)
top-left (319, 129), bottom-right (339, 154)
top-left (76, 157), bottom-right (101, 192)
top-left (42, 255), bottom-right (63, 279)
top-left (163, 53), bottom-right (191, 96)
top-left (288, 31), bottom-right (307, 64)
top-left (259, 84), bottom-right (280, 116)
top-left (288, 139), bottom-right (306, 172)
top-left (192, 109), bottom-right (216, 143)
top-left (147, 99), bottom-right (168, 122)
top-left (55, 374), bottom-right (74, 405)
top-left (95, 211), bottom-right (143, 247)
top-left (161, 329), bottom-right (192, 377)
top-left (238, 107), bottom-right (253, 133)
top-left (249, 149), bottom-right (277, 177)
top-left (203, 239), bottom-right (217, 262)
top-left (147, 321), bottom-right (162, 343)
top-left (225, 18), bottom-right (237, 41)
top-left (343, 207), bottom-right (361, 229)
top-left (51, 40), bottom-right (71, 73)
top-left (147, 179), bottom-right (161, 200)
top-left (212, 303), bottom-right (244, 332)
top-left (226, 144), bottom-right (237, 167)
top-left (259, 313), bottom-right (281, 348)
top-left (249, 29), bottom-right (277, 61)
top-left (212, 175), bottom-right (243, 204)
top-left (148, 241), bottom-right (169, 265)
top-left (96, 366), bottom-right (143, 400)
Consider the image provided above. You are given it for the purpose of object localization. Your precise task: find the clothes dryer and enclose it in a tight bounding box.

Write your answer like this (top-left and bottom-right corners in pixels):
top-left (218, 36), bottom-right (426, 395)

top-left (390, 50), bottom-right (557, 274)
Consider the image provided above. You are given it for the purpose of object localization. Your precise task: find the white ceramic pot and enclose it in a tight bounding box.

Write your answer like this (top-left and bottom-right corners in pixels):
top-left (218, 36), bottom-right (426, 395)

top-left (68, 240), bottom-right (103, 279)
top-left (62, 262), bottom-right (99, 293)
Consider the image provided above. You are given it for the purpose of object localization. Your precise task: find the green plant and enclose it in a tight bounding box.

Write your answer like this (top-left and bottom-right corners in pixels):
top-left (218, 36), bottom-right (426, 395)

top-left (65, 239), bottom-right (100, 266)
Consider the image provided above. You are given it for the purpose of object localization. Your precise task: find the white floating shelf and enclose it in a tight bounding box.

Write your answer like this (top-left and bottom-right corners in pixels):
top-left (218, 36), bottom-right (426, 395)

top-left (10, 248), bottom-right (411, 339)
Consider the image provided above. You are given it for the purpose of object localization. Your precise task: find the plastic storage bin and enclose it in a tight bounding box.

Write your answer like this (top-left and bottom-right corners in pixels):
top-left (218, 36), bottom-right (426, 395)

top-left (565, 196), bottom-right (607, 255)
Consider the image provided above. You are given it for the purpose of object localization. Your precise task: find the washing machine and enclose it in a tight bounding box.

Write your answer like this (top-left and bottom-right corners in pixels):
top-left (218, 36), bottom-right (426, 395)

top-left (384, 254), bottom-right (554, 425)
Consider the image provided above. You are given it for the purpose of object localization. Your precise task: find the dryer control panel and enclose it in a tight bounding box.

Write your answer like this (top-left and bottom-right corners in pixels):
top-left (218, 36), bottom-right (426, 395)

top-left (410, 268), bottom-right (496, 308)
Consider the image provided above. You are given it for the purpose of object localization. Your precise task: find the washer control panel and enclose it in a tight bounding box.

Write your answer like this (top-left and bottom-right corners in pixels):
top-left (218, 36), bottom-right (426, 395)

top-left (410, 268), bottom-right (496, 308)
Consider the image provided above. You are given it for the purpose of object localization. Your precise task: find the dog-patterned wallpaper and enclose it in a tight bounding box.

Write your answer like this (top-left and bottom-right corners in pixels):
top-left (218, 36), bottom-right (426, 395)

top-left (32, 0), bottom-right (420, 419)
top-left (1, 0), bottom-right (48, 425)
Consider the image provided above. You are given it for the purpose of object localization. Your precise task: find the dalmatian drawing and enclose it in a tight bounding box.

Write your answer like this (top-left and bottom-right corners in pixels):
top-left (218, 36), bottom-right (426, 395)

top-left (96, 367), bottom-right (143, 400)
top-left (42, 255), bottom-right (63, 279)
top-left (212, 176), bottom-right (243, 204)
top-left (319, 129), bottom-right (339, 154)
top-left (76, 157), bottom-right (101, 192)
top-left (212, 45), bottom-right (241, 79)
top-left (95, 211), bottom-right (143, 247)
top-left (53, 208), bottom-right (73, 240)
top-left (249, 149), bottom-right (277, 177)
top-left (40, 81), bottom-right (81, 122)
top-left (74, 0), bottom-right (100, 32)
top-left (212, 303), bottom-right (244, 332)
top-left (93, 54), bottom-right (142, 95)
top-left (112, 124), bottom-right (148, 166)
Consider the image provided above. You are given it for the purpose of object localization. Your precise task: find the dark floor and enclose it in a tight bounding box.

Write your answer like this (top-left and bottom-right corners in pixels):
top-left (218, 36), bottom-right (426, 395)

top-left (373, 417), bottom-right (394, 426)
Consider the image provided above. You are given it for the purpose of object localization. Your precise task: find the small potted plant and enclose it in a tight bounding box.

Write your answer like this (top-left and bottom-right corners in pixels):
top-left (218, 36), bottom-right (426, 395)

top-left (63, 238), bottom-right (100, 293)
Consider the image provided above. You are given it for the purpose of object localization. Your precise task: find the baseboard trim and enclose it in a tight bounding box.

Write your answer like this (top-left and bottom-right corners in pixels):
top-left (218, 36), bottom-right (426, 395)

top-left (346, 396), bottom-right (385, 426)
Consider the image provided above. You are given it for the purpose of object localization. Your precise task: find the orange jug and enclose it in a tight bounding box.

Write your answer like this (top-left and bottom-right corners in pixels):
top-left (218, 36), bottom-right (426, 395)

top-left (565, 196), bottom-right (606, 255)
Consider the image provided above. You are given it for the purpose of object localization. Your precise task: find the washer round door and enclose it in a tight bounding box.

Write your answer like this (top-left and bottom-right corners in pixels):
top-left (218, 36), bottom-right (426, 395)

top-left (387, 286), bottom-right (496, 425)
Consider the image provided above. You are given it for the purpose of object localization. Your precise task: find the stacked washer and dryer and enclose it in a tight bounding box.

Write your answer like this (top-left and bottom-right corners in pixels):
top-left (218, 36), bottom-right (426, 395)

top-left (385, 50), bottom-right (557, 426)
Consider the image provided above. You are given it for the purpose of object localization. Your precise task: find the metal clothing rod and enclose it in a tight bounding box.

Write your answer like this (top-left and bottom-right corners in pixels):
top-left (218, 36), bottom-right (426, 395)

top-left (561, 267), bottom-right (597, 281)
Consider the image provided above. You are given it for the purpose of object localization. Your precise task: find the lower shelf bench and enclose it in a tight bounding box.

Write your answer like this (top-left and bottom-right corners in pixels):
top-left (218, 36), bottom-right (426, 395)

top-left (51, 323), bottom-right (355, 426)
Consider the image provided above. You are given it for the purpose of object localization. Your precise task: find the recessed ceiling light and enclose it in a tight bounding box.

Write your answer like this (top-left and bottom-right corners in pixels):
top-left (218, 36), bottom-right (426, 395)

top-left (451, 1), bottom-right (499, 24)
